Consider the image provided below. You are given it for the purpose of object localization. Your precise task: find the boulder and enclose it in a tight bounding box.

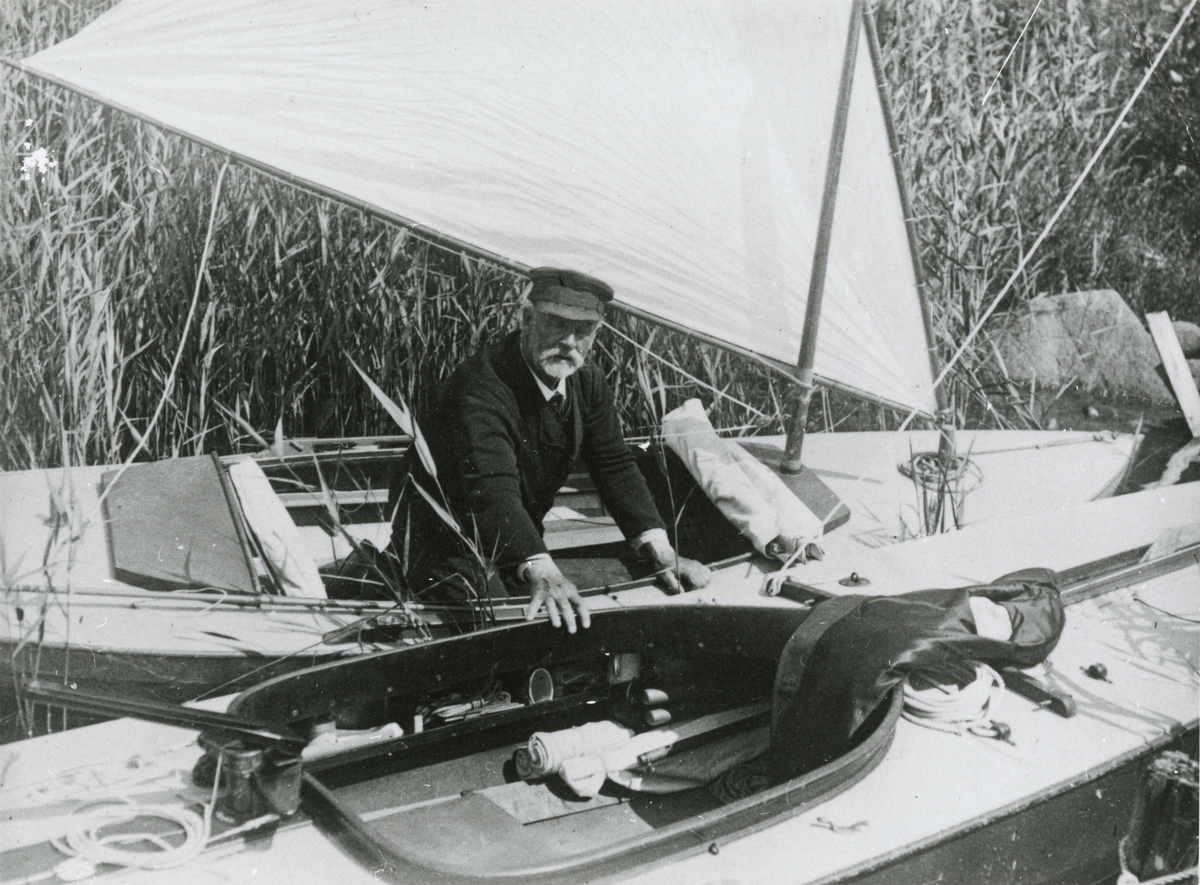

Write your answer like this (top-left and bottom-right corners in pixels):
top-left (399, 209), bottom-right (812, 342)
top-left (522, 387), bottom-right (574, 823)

top-left (1174, 320), bottom-right (1200, 359)
top-left (988, 290), bottom-right (1174, 404)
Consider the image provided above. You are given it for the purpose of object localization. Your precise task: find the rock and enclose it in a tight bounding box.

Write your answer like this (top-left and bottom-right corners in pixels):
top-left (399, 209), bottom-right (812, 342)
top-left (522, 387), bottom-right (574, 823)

top-left (1174, 320), bottom-right (1200, 358)
top-left (989, 290), bottom-right (1174, 404)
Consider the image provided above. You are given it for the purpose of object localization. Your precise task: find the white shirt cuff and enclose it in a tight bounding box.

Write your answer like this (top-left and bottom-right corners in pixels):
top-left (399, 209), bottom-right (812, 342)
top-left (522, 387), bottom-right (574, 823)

top-left (633, 528), bottom-right (669, 552)
top-left (517, 552), bottom-right (555, 583)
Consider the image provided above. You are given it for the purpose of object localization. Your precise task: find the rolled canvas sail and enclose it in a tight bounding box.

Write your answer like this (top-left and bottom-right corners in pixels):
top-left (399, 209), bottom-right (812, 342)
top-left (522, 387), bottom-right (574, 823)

top-left (18, 0), bottom-right (938, 415)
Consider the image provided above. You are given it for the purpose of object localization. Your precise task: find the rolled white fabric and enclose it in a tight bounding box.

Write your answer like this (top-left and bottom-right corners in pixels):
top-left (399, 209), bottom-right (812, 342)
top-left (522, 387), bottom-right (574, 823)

top-left (662, 399), bottom-right (823, 555)
top-left (522, 722), bottom-right (681, 798)
top-left (524, 721), bottom-right (634, 779)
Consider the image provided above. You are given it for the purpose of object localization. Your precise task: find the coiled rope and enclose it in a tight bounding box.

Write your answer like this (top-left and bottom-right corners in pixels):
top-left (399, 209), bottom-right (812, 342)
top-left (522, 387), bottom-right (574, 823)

top-left (902, 663), bottom-right (1008, 739)
top-left (46, 742), bottom-right (223, 877)
top-left (50, 802), bottom-right (209, 872)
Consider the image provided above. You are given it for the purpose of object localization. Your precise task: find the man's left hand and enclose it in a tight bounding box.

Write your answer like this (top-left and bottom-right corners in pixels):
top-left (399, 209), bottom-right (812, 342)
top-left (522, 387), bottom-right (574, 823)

top-left (642, 539), bottom-right (711, 594)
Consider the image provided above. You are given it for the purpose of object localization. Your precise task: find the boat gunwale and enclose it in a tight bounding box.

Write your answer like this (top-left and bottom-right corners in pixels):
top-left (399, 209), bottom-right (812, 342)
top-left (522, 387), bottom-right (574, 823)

top-left (0, 553), bottom-right (756, 608)
top-left (227, 604), bottom-right (810, 721)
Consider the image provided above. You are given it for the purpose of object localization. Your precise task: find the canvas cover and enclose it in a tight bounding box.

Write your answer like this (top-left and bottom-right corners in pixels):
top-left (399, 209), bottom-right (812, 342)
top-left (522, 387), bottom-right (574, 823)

top-left (18, 0), bottom-right (938, 415)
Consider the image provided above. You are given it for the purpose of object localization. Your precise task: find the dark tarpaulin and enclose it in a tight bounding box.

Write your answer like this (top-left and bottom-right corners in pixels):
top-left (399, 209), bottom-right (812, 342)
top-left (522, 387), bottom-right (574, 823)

top-left (768, 569), bottom-right (1064, 780)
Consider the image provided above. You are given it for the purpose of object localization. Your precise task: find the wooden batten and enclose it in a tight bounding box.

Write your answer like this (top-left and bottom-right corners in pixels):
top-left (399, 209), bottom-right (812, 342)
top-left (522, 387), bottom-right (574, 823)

top-left (1147, 311), bottom-right (1200, 437)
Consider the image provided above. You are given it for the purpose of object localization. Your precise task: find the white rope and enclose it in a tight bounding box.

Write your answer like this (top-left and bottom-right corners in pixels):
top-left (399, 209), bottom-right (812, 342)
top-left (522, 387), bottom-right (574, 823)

top-left (50, 801), bottom-right (210, 871)
top-left (46, 742), bottom-right (224, 876)
top-left (902, 663), bottom-right (1007, 738)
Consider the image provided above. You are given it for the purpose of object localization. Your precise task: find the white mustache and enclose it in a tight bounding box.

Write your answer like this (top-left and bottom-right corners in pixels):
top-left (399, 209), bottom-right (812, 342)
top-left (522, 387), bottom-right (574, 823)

top-left (540, 349), bottom-right (583, 366)
top-left (538, 348), bottom-right (584, 379)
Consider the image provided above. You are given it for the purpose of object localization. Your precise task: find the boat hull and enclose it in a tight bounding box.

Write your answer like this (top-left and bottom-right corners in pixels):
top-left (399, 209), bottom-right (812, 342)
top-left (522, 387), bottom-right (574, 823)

top-left (834, 727), bottom-right (1197, 885)
top-left (1, 429), bottom-right (1143, 732)
top-left (0, 513), bottom-right (1194, 884)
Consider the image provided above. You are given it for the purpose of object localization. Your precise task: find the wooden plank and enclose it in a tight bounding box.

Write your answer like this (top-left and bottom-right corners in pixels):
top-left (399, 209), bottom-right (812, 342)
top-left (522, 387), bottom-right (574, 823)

top-left (277, 488), bottom-right (386, 508)
top-left (481, 781), bottom-right (626, 824)
top-left (1147, 311), bottom-right (1200, 437)
top-left (543, 517), bottom-right (624, 550)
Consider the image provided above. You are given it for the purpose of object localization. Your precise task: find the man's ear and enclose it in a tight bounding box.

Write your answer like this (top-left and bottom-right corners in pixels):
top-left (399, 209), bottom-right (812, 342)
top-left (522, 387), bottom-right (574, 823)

top-left (519, 303), bottom-right (535, 328)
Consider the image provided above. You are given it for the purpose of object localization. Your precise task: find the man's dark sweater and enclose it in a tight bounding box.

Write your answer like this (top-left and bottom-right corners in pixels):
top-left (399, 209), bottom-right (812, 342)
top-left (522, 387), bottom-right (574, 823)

top-left (389, 330), bottom-right (665, 597)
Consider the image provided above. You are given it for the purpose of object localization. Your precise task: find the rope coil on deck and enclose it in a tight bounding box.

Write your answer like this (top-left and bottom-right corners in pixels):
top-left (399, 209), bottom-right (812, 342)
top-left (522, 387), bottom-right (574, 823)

top-left (50, 801), bottom-right (209, 872)
top-left (901, 663), bottom-right (1007, 739)
top-left (46, 742), bottom-right (225, 876)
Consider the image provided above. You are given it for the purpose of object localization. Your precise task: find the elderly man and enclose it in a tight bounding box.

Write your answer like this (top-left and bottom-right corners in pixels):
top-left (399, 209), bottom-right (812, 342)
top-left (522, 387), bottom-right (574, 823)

top-left (389, 267), bottom-right (710, 631)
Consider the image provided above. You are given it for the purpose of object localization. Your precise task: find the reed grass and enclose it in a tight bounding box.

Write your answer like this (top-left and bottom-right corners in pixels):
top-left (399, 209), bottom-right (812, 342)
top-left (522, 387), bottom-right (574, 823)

top-left (875, 0), bottom-right (1198, 428)
top-left (1, 0), bottom-right (1195, 470)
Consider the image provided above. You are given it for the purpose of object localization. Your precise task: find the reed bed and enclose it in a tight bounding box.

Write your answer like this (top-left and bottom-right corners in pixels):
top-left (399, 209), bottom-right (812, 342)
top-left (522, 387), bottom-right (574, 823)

top-left (1, 0), bottom-right (1195, 470)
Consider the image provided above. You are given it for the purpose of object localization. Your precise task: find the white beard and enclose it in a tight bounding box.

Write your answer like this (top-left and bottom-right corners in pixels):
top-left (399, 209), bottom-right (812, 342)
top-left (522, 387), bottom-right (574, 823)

top-left (537, 350), bottom-right (584, 381)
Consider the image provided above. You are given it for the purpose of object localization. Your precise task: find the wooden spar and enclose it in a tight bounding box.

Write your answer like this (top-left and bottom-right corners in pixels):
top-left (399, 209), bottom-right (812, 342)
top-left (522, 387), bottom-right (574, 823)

top-left (780, 0), bottom-right (864, 474)
top-left (1146, 311), bottom-right (1200, 437)
top-left (20, 679), bottom-right (307, 750)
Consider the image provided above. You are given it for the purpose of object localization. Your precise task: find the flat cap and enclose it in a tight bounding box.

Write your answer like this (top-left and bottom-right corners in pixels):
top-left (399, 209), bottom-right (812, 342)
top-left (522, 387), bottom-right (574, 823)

top-left (527, 267), bottom-right (613, 321)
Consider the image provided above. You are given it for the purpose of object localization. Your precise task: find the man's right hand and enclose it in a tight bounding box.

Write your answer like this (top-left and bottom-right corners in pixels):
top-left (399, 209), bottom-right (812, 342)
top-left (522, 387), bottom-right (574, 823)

top-left (524, 557), bottom-right (591, 633)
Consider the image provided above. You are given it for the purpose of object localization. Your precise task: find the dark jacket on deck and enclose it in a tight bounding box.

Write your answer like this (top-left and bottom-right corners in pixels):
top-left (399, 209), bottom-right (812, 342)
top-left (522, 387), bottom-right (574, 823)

top-left (389, 330), bottom-right (664, 597)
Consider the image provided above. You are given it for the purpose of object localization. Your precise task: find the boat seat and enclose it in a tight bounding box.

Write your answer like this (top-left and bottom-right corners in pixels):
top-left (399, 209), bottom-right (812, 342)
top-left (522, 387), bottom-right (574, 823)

top-left (227, 458), bottom-right (327, 598)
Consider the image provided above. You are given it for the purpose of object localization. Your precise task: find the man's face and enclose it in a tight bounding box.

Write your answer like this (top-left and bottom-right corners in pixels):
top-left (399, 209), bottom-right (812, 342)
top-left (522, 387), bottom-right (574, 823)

top-left (521, 305), bottom-right (601, 382)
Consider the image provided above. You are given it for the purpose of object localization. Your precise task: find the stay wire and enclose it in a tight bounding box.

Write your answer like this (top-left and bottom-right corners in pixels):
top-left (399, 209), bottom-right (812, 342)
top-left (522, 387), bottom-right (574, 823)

top-left (899, 0), bottom-right (1198, 432)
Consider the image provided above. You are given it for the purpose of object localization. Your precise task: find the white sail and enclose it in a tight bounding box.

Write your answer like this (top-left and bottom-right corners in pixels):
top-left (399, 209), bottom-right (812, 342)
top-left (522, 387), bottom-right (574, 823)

top-left (18, 0), bottom-right (938, 415)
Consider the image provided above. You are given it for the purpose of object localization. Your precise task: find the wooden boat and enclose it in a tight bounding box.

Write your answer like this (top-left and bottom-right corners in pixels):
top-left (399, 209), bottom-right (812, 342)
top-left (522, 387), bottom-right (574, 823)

top-left (0, 0), bottom-right (1168, 743)
top-left (1, 482), bottom-right (1194, 884)
top-left (0, 0), bottom-right (1161, 733)
top-left (4, 2), bottom-right (1195, 881)
top-left (0, 425), bottom-right (1139, 720)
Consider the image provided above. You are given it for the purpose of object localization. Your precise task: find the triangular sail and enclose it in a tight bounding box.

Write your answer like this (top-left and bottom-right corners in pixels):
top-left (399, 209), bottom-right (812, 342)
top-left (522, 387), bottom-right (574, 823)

top-left (16, 0), bottom-right (938, 415)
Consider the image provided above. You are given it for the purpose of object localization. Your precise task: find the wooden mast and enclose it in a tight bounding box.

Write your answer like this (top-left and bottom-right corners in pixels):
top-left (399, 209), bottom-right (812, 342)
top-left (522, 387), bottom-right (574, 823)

top-left (780, 0), bottom-right (865, 474)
